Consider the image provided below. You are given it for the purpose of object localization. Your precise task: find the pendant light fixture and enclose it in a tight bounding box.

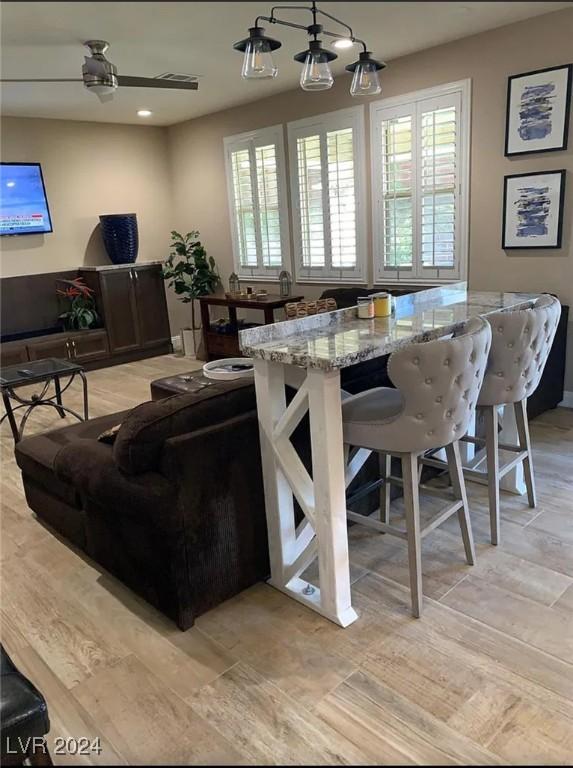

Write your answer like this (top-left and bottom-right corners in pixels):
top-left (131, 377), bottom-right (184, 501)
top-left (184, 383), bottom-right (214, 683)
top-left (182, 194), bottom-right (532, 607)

top-left (294, 40), bottom-right (336, 91)
top-left (233, 26), bottom-right (281, 80)
top-left (346, 51), bottom-right (385, 97)
top-left (232, 1), bottom-right (385, 96)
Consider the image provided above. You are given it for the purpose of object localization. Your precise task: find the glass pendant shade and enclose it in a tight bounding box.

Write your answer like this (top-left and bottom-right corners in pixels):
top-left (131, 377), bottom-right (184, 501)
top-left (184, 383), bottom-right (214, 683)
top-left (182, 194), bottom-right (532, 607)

top-left (241, 39), bottom-right (277, 79)
top-left (350, 61), bottom-right (381, 96)
top-left (300, 51), bottom-right (333, 90)
top-left (346, 51), bottom-right (385, 97)
top-left (297, 41), bottom-right (336, 92)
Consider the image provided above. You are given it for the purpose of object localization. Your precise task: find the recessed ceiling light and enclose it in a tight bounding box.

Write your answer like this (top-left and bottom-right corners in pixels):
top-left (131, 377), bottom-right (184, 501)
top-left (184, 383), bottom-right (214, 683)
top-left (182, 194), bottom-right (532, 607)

top-left (137, 109), bottom-right (153, 117)
top-left (332, 38), bottom-right (354, 50)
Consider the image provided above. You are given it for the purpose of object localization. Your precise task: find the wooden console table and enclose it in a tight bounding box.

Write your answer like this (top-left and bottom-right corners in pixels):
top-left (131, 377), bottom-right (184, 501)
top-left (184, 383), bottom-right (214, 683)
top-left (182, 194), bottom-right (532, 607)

top-left (199, 293), bottom-right (303, 361)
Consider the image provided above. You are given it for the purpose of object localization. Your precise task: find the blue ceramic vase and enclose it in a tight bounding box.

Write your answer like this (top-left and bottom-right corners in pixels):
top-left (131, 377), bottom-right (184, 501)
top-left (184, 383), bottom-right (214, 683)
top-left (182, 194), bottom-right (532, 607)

top-left (99, 213), bottom-right (139, 265)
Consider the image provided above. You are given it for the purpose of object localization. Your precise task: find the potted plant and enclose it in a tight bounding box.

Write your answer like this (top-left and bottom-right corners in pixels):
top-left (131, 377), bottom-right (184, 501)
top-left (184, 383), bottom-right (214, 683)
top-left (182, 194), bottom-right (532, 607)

top-left (161, 230), bottom-right (220, 356)
top-left (56, 277), bottom-right (100, 331)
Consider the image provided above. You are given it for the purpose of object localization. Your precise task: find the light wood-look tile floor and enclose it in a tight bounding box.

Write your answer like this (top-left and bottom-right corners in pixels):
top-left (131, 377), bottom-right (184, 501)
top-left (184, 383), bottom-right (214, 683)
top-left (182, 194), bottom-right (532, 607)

top-left (1, 355), bottom-right (572, 765)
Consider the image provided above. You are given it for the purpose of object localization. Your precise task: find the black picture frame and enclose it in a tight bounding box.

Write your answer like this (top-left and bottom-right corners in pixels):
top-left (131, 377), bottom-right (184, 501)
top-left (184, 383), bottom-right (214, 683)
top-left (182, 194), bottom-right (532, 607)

top-left (504, 64), bottom-right (572, 157)
top-left (502, 169), bottom-right (566, 250)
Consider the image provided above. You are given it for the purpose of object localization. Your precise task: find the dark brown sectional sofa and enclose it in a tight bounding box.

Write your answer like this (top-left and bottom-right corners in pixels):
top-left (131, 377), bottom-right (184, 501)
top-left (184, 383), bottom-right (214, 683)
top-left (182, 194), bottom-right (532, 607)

top-left (15, 380), bottom-right (270, 630)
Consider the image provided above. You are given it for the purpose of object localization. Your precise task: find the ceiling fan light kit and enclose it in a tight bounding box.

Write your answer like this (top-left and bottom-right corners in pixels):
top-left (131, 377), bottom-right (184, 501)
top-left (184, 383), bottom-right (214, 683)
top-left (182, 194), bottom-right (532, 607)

top-left (233, 0), bottom-right (386, 95)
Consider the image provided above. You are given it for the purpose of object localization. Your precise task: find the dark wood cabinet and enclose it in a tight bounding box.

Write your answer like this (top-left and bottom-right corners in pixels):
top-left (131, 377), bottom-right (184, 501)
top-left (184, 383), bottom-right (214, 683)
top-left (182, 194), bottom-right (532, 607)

top-left (133, 266), bottom-right (171, 347)
top-left (70, 329), bottom-right (109, 363)
top-left (82, 264), bottom-right (171, 356)
top-left (96, 268), bottom-right (141, 354)
top-left (0, 264), bottom-right (171, 373)
top-left (27, 333), bottom-right (71, 361)
top-left (25, 329), bottom-right (109, 365)
top-left (0, 341), bottom-right (29, 368)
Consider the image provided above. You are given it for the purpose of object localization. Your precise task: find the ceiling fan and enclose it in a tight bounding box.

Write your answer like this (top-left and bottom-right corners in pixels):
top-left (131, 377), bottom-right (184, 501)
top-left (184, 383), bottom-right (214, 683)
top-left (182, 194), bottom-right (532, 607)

top-left (0, 40), bottom-right (199, 102)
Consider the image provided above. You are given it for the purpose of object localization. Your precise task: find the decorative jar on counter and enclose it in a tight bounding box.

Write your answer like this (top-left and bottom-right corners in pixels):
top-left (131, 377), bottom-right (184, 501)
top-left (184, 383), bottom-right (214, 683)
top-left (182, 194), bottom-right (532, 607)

top-left (357, 296), bottom-right (375, 319)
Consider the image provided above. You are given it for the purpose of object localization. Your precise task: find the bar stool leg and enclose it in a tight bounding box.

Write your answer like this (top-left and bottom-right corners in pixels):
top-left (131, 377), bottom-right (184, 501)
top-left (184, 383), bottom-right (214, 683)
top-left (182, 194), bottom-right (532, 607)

top-left (484, 405), bottom-right (501, 545)
top-left (401, 452), bottom-right (423, 618)
top-left (514, 398), bottom-right (537, 508)
top-left (445, 440), bottom-right (476, 565)
top-left (379, 452), bottom-right (391, 524)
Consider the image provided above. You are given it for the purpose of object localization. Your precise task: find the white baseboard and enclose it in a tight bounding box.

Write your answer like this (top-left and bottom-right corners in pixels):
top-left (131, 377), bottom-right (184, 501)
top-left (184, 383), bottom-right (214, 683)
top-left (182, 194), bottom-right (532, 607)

top-left (559, 390), bottom-right (573, 408)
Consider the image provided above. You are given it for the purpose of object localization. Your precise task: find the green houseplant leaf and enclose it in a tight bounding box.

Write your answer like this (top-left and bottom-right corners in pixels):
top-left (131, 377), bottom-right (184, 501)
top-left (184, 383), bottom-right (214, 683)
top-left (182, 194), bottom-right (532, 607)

top-left (161, 230), bottom-right (221, 344)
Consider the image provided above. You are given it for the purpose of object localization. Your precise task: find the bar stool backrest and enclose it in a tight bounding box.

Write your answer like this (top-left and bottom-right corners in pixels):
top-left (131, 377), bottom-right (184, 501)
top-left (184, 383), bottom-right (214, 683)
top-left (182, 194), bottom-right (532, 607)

top-left (383, 316), bottom-right (491, 453)
top-left (478, 294), bottom-right (561, 407)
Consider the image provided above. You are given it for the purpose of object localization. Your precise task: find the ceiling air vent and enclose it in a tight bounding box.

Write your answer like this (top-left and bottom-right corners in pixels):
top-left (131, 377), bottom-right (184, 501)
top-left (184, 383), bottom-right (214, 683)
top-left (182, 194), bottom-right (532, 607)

top-left (155, 72), bottom-right (200, 83)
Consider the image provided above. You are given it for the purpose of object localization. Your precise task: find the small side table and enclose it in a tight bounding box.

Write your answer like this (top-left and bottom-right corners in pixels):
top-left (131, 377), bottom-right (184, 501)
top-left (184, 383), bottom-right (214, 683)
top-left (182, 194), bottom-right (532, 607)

top-left (0, 357), bottom-right (88, 443)
top-left (199, 293), bottom-right (303, 361)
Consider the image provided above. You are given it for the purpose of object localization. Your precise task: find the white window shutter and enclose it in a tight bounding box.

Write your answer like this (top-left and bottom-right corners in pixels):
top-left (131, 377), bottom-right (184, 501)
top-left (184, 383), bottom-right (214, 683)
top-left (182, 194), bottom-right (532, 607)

top-left (289, 107), bottom-right (366, 283)
top-left (418, 92), bottom-right (461, 280)
top-left (379, 108), bottom-right (415, 279)
top-left (255, 143), bottom-right (283, 268)
top-left (296, 133), bottom-right (326, 268)
top-left (230, 147), bottom-right (258, 268)
top-left (224, 125), bottom-right (290, 279)
top-left (372, 81), bottom-right (470, 285)
top-left (327, 128), bottom-right (358, 270)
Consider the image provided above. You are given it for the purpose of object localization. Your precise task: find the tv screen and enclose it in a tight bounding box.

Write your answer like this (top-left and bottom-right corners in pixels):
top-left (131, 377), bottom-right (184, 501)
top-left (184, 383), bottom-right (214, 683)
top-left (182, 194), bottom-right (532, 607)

top-left (0, 162), bottom-right (53, 236)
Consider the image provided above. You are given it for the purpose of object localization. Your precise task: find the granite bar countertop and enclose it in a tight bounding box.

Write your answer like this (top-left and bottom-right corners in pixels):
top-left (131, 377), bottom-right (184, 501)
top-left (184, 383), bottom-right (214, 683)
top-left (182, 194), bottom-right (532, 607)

top-left (239, 283), bottom-right (541, 371)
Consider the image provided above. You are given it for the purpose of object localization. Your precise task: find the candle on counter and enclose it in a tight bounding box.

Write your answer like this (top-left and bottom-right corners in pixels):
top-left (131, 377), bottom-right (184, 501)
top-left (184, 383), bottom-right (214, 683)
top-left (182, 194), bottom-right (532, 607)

top-left (373, 292), bottom-right (392, 317)
top-left (357, 296), bottom-right (375, 319)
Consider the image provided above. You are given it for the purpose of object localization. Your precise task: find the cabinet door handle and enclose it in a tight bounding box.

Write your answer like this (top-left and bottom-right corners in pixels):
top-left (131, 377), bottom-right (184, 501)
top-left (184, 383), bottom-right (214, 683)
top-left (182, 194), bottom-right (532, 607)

top-left (72, 340), bottom-right (77, 358)
top-left (65, 340), bottom-right (71, 359)
top-left (133, 269), bottom-right (139, 282)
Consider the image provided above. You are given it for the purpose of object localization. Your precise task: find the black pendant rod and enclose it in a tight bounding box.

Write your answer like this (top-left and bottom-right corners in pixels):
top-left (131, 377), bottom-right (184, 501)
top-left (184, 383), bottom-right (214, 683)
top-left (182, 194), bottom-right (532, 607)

top-left (254, 14), bottom-right (367, 51)
top-left (255, 1), bottom-right (366, 49)
top-left (255, 15), bottom-right (308, 33)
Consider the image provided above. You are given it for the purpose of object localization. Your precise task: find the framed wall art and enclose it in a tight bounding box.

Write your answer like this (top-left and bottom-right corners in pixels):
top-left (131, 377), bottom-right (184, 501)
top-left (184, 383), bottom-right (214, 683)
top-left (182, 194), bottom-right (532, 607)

top-left (505, 64), bottom-right (572, 156)
top-left (502, 170), bottom-right (566, 249)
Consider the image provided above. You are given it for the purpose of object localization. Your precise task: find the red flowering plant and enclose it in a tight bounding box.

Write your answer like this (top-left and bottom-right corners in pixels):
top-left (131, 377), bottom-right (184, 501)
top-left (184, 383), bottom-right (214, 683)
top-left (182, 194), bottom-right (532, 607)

top-left (56, 277), bottom-right (100, 330)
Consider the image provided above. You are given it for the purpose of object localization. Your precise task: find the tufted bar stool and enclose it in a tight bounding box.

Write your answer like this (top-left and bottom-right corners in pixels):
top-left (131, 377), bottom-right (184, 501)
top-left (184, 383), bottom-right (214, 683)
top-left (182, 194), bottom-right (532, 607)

top-left (342, 317), bottom-right (491, 617)
top-left (467, 295), bottom-right (560, 545)
top-left (422, 295), bottom-right (561, 545)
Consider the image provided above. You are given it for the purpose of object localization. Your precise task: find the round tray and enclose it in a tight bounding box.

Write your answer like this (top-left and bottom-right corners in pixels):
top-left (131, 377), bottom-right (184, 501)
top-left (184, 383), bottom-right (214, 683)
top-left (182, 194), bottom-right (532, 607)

top-left (202, 358), bottom-right (255, 381)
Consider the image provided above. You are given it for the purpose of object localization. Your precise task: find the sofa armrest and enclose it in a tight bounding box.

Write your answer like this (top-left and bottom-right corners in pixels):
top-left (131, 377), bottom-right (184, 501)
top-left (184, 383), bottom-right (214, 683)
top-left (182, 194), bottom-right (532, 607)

top-left (160, 410), bottom-right (270, 614)
top-left (54, 440), bottom-right (179, 531)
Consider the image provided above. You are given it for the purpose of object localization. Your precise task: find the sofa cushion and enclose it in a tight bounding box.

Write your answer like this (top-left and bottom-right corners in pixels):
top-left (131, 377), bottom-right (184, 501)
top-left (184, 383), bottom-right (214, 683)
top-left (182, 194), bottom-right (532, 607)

top-left (113, 380), bottom-right (256, 475)
top-left (15, 410), bottom-right (131, 507)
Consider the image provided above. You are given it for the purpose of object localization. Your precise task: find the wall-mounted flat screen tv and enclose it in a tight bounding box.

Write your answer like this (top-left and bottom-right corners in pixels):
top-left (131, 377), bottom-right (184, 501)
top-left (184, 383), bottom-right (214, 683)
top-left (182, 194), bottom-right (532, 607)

top-left (0, 162), bottom-right (53, 236)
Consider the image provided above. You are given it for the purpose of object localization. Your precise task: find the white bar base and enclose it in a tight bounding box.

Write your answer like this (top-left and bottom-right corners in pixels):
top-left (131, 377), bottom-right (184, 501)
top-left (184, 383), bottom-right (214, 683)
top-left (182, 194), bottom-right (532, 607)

top-left (253, 359), bottom-right (358, 628)
top-left (269, 577), bottom-right (359, 627)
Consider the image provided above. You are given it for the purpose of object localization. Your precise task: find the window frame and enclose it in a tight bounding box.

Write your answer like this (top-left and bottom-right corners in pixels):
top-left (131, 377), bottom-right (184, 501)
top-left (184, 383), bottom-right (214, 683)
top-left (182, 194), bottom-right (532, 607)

top-left (288, 106), bottom-right (367, 284)
top-left (224, 124), bottom-right (291, 281)
top-left (370, 79), bottom-right (471, 286)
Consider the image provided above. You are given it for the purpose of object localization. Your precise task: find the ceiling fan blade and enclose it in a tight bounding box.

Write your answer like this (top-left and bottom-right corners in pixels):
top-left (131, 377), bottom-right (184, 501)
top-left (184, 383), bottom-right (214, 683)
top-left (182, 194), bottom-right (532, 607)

top-left (116, 75), bottom-right (198, 90)
top-left (0, 78), bottom-right (83, 82)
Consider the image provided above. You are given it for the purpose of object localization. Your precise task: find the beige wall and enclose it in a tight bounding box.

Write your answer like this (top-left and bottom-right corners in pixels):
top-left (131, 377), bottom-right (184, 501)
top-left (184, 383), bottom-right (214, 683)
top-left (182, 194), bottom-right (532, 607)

top-left (0, 116), bottom-right (185, 329)
top-left (167, 8), bottom-right (573, 388)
